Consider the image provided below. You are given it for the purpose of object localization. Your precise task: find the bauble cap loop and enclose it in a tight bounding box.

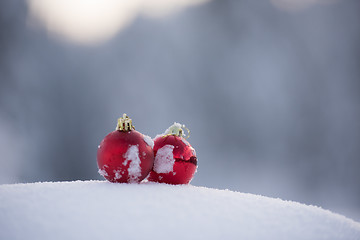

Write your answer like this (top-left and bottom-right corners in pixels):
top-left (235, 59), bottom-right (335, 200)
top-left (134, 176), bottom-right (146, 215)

top-left (116, 113), bottom-right (135, 131)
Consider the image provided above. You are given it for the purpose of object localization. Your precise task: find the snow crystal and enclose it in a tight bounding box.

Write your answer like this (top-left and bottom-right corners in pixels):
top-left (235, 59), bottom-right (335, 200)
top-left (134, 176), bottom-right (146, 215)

top-left (181, 138), bottom-right (190, 146)
top-left (191, 147), bottom-right (196, 156)
top-left (153, 145), bottom-right (175, 174)
top-left (98, 165), bottom-right (109, 177)
top-left (155, 122), bottom-right (189, 139)
top-left (113, 170), bottom-right (122, 180)
top-left (164, 122), bottom-right (183, 135)
top-left (98, 169), bottom-right (108, 177)
top-left (154, 134), bottom-right (163, 140)
top-left (123, 145), bottom-right (142, 182)
top-left (143, 134), bottom-right (154, 148)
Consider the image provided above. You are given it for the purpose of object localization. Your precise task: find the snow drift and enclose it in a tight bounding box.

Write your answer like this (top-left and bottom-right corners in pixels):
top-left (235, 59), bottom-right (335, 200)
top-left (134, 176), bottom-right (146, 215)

top-left (0, 181), bottom-right (359, 240)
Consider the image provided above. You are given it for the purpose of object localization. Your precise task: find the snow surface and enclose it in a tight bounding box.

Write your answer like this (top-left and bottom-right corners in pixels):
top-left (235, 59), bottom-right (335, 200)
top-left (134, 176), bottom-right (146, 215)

top-left (153, 144), bottom-right (175, 174)
top-left (123, 145), bottom-right (141, 182)
top-left (0, 181), bottom-right (359, 240)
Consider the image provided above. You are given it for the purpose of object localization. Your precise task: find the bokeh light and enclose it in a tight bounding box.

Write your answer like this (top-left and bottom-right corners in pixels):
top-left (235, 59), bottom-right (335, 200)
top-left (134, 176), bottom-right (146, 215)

top-left (27, 0), bottom-right (209, 44)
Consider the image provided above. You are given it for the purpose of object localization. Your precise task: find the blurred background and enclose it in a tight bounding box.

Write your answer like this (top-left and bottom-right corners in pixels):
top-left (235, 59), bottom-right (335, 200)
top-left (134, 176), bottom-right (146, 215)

top-left (0, 0), bottom-right (359, 221)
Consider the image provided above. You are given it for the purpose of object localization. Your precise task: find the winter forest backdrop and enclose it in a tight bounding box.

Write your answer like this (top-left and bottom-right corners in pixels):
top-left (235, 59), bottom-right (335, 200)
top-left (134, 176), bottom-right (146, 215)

top-left (0, 0), bottom-right (359, 221)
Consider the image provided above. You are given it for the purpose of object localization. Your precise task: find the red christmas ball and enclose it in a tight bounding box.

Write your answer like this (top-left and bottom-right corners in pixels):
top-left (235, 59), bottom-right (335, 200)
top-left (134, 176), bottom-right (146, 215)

top-left (97, 114), bottom-right (154, 183)
top-left (148, 123), bottom-right (197, 185)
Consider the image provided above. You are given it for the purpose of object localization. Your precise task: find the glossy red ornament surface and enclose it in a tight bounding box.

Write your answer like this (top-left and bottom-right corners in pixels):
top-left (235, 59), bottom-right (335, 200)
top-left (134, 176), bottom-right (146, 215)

top-left (148, 135), bottom-right (197, 184)
top-left (97, 130), bottom-right (154, 183)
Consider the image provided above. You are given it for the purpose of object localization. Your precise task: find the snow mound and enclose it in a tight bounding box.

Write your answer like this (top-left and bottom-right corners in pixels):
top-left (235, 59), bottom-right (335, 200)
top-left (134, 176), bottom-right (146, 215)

top-left (0, 181), bottom-right (359, 240)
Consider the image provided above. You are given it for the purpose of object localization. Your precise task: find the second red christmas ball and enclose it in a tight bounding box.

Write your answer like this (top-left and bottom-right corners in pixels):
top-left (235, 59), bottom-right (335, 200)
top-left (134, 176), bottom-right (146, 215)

top-left (148, 123), bottom-right (197, 185)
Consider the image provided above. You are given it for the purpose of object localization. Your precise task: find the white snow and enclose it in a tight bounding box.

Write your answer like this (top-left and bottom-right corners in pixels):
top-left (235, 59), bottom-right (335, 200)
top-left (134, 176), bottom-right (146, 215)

top-left (153, 145), bottom-right (175, 174)
top-left (113, 170), bottom-right (122, 180)
top-left (164, 122), bottom-right (183, 135)
top-left (154, 122), bottom-right (186, 139)
top-left (123, 145), bottom-right (141, 182)
top-left (182, 138), bottom-right (190, 146)
top-left (191, 147), bottom-right (196, 155)
top-left (0, 181), bottom-right (359, 240)
top-left (143, 134), bottom-right (154, 148)
top-left (98, 168), bottom-right (108, 177)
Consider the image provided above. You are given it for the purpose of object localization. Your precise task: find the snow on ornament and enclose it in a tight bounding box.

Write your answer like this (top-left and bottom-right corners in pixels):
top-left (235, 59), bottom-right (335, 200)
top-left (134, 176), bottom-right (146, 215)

top-left (97, 114), bottom-right (154, 183)
top-left (148, 123), bottom-right (197, 185)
